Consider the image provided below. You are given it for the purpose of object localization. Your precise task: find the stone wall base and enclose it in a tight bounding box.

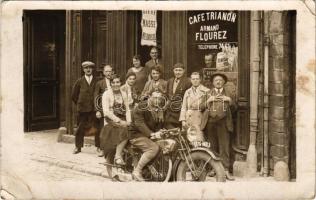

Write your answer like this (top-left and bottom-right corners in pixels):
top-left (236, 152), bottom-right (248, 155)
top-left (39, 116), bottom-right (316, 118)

top-left (273, 161), bottom-right (290, 181)
top-left (57, 127), bottom-right (95, 146)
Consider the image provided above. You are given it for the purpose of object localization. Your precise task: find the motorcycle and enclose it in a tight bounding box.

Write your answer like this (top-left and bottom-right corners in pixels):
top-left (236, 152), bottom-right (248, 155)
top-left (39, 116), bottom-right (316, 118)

top-left (105, 128), bottom-right (226, 182)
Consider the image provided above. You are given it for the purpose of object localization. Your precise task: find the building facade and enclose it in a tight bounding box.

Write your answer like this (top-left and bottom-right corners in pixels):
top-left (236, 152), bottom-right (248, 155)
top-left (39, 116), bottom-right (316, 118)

top-left (23, 10), bottom-right (296, 180)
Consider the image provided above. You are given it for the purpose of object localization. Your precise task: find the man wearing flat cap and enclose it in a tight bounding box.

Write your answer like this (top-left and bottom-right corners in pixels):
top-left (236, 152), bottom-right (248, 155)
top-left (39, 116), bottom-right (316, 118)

top-left (165, 63), bottom-right (191, 129)
top-left (205, 72), bottom-right (236, 180)
top-left (71, 61), bottom-right (98, 154)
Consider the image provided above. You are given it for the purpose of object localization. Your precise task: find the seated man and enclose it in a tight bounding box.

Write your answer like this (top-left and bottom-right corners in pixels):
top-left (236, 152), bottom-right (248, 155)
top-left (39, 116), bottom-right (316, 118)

top-left (128, 91), bottom-right (166, 181)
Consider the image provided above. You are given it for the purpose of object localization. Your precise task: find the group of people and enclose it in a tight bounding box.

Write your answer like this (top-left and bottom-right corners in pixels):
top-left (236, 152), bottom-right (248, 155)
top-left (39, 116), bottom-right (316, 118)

top-left (71, 47), bottom-right (236, 181)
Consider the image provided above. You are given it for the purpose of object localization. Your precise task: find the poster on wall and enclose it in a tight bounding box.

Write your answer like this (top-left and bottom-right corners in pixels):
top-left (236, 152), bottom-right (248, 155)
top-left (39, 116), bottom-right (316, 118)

top-left (187, 11), bottom-right (238, 83)
top-left (141, 10), bottom-right (157, 46)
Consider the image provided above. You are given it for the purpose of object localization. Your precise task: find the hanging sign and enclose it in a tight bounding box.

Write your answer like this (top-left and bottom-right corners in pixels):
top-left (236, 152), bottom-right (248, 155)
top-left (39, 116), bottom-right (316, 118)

top-left (141, 10), bottom-right (157, 46)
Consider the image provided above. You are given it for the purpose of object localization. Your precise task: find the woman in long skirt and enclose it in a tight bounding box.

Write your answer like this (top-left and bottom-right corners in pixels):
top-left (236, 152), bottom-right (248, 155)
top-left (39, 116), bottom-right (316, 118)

top-left (100, 74), bottom-right (131, 165)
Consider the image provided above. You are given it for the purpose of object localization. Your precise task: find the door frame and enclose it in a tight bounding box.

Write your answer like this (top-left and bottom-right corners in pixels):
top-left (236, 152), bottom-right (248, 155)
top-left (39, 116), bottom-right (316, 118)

top-left (23, 10), bottom-right (65, 132)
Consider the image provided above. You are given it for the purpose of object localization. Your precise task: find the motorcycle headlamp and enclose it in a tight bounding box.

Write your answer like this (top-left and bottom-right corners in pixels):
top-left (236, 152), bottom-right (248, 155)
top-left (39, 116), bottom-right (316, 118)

top-left (186, 126), bottom-right (205, 143)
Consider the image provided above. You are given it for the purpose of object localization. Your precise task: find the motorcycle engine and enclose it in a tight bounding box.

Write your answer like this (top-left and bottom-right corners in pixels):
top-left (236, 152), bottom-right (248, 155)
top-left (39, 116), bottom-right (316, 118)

top-left (156, 139), bottom-right (176, 154)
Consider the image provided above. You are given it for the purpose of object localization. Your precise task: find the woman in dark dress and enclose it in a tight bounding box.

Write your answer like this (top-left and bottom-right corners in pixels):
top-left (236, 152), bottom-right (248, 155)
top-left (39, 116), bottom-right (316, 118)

top-left (100, 75), bottom-right (131, 165)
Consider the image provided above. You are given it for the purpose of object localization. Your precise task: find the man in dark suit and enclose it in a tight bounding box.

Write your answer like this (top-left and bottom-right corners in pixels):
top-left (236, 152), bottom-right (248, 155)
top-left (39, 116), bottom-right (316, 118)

top-left (71, 61), bottom-right (98, 154)
top-left (93, 64), bottom-right (113, 156)
top-left (205, 72), bottom-right (236, 180)
top-left (165, 63), bottom-right (192, 129)
top-left (145, 46), bottom-right (164, 78)
top-left (128, 92), bottom-right (166, 181)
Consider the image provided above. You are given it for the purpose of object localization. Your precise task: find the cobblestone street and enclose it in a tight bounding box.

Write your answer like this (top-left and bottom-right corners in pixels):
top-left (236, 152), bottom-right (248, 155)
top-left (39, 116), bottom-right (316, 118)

top-left (2, 130), bottom-right (112, 199)
top-left (18, 160), bottom-right (108, 182)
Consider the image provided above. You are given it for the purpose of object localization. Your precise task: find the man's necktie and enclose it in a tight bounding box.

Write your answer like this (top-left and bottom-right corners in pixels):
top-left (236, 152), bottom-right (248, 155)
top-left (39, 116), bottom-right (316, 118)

top-left (173, 79), bottom-right (179, 94)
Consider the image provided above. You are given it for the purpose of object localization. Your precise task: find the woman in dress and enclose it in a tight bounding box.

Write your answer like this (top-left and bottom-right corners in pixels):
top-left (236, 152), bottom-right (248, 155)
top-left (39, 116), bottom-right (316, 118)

top-left (126, 55), bottom-right (148, 98)
top-left (141, 65), bottom-right (167, 99)
top-left (100, 74), bottom-right (131, 165)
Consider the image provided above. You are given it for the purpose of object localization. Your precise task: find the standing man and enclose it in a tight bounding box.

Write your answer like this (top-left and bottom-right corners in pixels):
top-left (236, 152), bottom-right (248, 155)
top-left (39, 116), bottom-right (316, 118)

top-left (179, 72), bottom-right (210, 142)
top-left (93, 64), bottom-right (113, 157)
top-left (205, 73), bottom-right (236, 180)
top-left (145, 46), bottom-right (163, 78)
top-left (165, 63), bottom-right (191, 129)
top-left (72, 61), bottom-right (98, 154)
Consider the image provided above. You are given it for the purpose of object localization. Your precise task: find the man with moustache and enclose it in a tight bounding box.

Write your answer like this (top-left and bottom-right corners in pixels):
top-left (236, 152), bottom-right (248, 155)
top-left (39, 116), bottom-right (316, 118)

top-left (205, 72), bottom-right (236, 180)
top-left (165, 63), bottom-right (191, 129)
top-left (72, 61), bottom-right (98, 154)
top-left (93, 64), bottom-right (113, 157)
top-left (145, 46), bottom-right (164, 78)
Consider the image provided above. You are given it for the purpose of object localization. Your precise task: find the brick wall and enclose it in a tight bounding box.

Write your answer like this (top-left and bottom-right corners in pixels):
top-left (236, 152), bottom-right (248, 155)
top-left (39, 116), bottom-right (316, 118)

top-left (267, 11), bottom-right (293, 175)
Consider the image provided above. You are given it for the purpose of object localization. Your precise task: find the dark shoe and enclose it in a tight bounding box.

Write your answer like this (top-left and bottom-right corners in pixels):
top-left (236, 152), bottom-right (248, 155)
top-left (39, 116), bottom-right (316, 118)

top-left (114, 157), bottom-right (126, 165)
top-left (225, 171), bottom-right (235, 181)
top-left (132, 170), bottom-right (145, 181)
top-left (73, 147), bottom-right (81, 154)
top-left (207, 169), bottom-right (216, 177)
top-left (96, 148), bottom-right (104, 157)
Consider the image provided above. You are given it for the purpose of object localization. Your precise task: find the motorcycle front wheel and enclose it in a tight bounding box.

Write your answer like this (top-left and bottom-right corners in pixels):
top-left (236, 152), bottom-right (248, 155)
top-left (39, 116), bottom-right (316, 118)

top-left (176, 151), bottom-right (226, 182)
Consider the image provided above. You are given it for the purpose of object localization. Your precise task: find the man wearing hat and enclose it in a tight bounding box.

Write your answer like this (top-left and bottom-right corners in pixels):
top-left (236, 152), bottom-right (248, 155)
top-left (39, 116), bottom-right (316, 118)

top-left (165, 63), bottom-right (191, 129)
top-left (72, 61), bottom-right (98, 154)
top-left (205, 72), bottom-right (236, 180)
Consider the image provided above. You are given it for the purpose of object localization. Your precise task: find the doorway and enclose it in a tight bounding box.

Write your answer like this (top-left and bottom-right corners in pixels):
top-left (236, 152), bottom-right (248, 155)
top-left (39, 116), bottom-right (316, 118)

top-left (23, 10), bottom-right (65, 131)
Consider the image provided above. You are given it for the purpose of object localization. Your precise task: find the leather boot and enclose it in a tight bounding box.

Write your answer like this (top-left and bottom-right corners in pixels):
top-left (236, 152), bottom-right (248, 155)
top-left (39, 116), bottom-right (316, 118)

top-left (131, 151), bottom-right (153, 181)
top-left (132, 169), bottom-right (145, 181)
top-left (225, 170), bottom-right (235, 181)
top-left (73, 147), bottom-right (81, 154)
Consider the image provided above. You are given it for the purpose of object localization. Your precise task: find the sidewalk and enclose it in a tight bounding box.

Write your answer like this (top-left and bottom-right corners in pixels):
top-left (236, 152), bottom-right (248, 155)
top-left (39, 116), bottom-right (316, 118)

top-left (24, 130), bottom-right (277, 182)
top-left (24, 130), bottom-right (110, 178)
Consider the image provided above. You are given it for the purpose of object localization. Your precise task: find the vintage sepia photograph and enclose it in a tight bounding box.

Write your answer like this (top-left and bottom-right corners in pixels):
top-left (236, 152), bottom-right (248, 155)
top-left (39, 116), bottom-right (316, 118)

top-left (1, 1), bottom-right (315, 199)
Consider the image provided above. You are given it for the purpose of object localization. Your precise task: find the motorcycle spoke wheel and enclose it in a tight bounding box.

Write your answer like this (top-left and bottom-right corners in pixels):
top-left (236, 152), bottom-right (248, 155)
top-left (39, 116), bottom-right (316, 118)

top-left (176, 152), bottom-right (226, 182)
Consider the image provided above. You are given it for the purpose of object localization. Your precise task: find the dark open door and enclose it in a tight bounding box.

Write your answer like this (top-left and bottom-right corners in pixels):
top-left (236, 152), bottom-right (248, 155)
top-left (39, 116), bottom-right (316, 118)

top-left (24, 11), bottom-right (65, 131)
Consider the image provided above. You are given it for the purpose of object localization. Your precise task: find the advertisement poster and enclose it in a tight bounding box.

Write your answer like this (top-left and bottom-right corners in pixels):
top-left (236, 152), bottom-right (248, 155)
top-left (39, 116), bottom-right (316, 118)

top-left (141, 10), bottom-right (157, 46)
top-left (187, 11), bottom-right (238, 80)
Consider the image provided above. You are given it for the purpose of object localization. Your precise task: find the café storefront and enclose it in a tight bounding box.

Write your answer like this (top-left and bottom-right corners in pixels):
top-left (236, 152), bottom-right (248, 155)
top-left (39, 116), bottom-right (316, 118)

top-left (23, 10), bottom-right (296, 179)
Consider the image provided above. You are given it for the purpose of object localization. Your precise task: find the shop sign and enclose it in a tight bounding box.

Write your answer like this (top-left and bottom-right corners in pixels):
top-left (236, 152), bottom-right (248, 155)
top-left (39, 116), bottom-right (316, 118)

top-left (141, 10), bottom-right (157, 46)
top-left (187, 11), bottom-right (238, 76)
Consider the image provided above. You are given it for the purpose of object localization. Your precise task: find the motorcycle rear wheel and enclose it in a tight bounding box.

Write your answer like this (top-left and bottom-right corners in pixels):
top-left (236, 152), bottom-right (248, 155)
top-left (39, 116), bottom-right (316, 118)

top-left (176, 151), bottom-right (226, 182)
top-left (106, 150), bottom-right (172, 182)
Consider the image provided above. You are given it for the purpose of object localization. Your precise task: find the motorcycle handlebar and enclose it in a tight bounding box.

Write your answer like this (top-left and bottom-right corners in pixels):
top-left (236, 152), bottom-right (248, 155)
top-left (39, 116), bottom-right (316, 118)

top-left (160, 128), bottom-right (184, 137)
